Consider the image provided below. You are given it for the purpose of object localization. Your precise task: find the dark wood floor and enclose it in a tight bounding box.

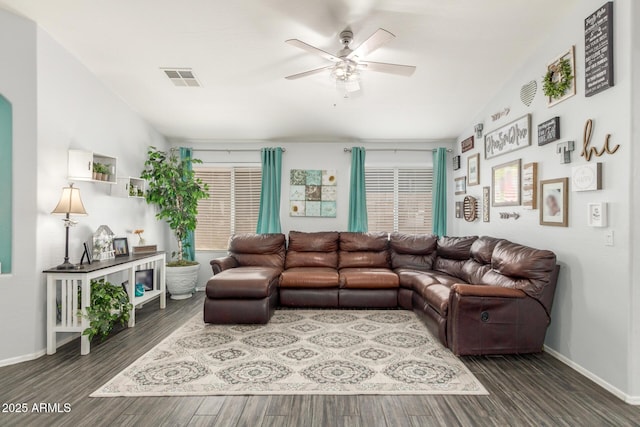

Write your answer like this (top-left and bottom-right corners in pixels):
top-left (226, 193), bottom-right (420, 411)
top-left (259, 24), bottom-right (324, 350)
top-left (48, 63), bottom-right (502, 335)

top-left (0, 294), bottom-right (638, 427)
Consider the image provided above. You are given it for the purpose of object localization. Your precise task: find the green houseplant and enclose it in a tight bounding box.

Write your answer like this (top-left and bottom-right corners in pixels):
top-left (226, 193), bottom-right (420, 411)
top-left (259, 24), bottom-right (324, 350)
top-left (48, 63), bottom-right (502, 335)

top-left (141, 146), bottom-right (209, 299)
top-left (83, 278), bottom-right (132, 342)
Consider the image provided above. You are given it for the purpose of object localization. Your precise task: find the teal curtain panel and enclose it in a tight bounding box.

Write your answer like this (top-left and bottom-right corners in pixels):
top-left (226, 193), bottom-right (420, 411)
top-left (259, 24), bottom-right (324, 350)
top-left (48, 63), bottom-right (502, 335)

top-left (348, 147), bottom-right (368, 232)
top-left (257, 147), bottom-right (283, 234)
top-left (432, 147), bottom-right (447, 237)
top-left (0, 95), bottom-right (12, 274)
top-left (179, 147), bottom-right (196, 261)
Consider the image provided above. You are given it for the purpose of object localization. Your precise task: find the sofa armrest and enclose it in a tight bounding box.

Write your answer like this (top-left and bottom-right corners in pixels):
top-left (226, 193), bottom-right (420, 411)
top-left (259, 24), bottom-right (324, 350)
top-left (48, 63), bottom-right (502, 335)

top-left (451, 284), bottom-right (526, 298)
top-left (210, 256), bottom-right (238, 275)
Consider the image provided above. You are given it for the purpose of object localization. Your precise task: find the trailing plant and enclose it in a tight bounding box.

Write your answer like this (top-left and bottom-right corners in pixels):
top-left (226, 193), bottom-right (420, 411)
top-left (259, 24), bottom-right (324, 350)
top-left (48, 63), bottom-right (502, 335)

top-left (542, 57), bottom-right (573, 100)
top-left (141, 147), bottom-right (209, 266)
top-left (83, 278), bottom-right (132, 342)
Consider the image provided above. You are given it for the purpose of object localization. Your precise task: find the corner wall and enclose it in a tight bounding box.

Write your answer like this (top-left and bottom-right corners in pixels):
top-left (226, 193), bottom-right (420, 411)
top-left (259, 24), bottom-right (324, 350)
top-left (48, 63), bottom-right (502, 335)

top-left (452, 0), bottom-right (636, 400)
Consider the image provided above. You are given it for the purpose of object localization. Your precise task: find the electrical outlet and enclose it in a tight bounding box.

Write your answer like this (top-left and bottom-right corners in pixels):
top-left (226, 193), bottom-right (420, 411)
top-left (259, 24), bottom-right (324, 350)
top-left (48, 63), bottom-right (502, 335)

top-left (605, 230), bottom-right (614, 246)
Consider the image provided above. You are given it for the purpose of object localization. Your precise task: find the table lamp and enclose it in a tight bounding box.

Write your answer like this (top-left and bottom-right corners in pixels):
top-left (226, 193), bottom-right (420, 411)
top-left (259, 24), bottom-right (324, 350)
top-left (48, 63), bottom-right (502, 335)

top-left (52, 183), bottom-right (87, 270)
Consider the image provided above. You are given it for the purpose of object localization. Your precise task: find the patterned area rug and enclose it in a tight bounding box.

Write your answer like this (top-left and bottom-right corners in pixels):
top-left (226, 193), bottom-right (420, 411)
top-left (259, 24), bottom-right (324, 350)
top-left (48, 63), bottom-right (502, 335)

top-left (91, 310), bottom-right (487, 396)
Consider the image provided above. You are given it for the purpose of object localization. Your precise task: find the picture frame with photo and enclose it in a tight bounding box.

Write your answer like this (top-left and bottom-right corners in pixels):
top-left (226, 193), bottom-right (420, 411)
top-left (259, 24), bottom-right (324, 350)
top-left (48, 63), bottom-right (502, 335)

top-left (491, 159), bottom-right (521, 207)
top-left (135, 268), bottom-right (155, 291)
top-left (540, 178), bottom-right (569, 227)
top-left (113, 237), bottom-right (129, 257)
top-left (454, 177), bottom-right (467, 195)
top-left (467, 154), bottom-right (480, 186)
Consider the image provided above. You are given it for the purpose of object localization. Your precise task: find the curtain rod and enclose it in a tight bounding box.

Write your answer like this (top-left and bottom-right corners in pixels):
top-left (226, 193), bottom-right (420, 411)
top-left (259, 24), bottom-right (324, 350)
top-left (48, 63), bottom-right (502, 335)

top-left (189, 147), bottom-right (286, 153)
top-left (343, 148), bottom-right (452, 153)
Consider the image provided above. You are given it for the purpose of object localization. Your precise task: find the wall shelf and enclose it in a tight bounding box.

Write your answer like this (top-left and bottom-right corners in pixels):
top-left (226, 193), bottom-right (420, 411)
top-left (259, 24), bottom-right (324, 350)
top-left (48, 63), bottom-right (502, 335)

top-left (68, 149), bottom-right (117, 184)
top-left (110, 177), bottom-right (146, 198)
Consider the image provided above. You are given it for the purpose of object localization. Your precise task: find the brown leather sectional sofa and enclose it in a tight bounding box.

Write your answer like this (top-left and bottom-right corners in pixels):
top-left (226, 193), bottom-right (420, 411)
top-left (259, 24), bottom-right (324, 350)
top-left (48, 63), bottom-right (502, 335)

top-left (204, 231), bottom-right (559, 355)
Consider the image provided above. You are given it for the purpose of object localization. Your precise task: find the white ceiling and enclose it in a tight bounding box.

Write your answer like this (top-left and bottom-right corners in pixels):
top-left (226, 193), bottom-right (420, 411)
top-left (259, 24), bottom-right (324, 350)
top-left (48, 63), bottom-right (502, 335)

top-left (0, 0), bottom-right (578, 142)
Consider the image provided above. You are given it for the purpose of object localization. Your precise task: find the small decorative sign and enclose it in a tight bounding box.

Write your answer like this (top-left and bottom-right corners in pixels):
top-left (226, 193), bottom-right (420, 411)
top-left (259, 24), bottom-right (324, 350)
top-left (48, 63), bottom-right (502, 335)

top-left (538, 117), bottom-right (560, 146)
top-left (572, 163), bottom-right (602, 191)
top-left (482, 187), bottom-right (490, 222)
top-left (522, 162), bottom-right (538, 210)
top-left (455, 201), bottom-right (463, 219)
top-left (484, 114), bottom-right (531, 159)
top-left (585, 2), bottom-right (614, 97)
top-left (587, 202), bottom-right (607, 227)
top-left (461, 136), bottom-right (474, 153)
top-left (454, 177), bottom-right (467, 195)
top-left (452, 155), bottom-right (461, 171)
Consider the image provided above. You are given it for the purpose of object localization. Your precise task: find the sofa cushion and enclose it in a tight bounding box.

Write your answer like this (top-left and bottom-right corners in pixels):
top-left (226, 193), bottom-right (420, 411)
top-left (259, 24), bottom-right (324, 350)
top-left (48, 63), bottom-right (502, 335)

top-left (418, 284), bottom-right (451, 316)
top-left (339, 268), bottom-right (399, 289)
top-left (229, 233), bottom-right (286, 270)
top-left (436, 236), bottom-right (478, 260)
top-left (285, 251), bottom-right (338, 269)
top-left (339, 232), bottom-right (389, 252)
top-left (470, 236), bottom-right (504, 265)
top-left (339, 251), bottom-right (389, 269)
top-left (280, 267), bottom-right (339, 288)
top-left (461, 259), bottom-right (491, 284)
top-left (433, 257), bottom-right (467, 279)
top-left (288, 231), bottom-right (339, 252)
top-left (395, 269), bottom-right (463, 290)
top-left (205, 266), bottom-right (281, 299)
top-left (390, 233), bottom-right (437, 271)
top-left (485, 240), bottom-right (557, 299)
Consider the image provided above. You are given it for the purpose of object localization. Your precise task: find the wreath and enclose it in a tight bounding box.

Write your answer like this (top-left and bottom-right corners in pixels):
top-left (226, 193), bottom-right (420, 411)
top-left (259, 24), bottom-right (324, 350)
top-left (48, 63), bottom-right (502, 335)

top-left (543, 57), bottom-right (573, 100)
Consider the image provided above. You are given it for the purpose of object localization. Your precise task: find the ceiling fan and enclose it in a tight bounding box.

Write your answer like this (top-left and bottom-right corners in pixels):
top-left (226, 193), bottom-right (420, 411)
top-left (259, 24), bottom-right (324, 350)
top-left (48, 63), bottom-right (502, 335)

top-left (285, 28), bottom-right (416, 95)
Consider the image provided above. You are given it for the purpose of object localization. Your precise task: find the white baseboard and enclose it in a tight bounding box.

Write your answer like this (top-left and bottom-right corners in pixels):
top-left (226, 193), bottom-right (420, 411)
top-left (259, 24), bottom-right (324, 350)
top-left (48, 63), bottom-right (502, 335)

top-left (544, 345), bottom-right (639, 405)
top-left (0, 334), bottom-right (79, 368)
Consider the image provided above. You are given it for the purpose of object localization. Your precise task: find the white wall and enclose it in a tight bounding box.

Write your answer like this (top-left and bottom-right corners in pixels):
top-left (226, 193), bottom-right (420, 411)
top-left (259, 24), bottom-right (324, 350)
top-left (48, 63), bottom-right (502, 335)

top-left (0, 7), bottom-right (170, 364)
top-left (451, 0), bottom-right (636, 401)
top-left (189, 140), bottom-right (454, 287)
top-left (0, 9), bottom-right (39, 364)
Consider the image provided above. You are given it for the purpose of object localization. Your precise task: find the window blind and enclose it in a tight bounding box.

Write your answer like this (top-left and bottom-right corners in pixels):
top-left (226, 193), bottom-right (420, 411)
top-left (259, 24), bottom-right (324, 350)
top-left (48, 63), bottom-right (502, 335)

top-left (365, 167), bottom-right (433, 234)
top-left (194, 166), bottom-right (261, 250)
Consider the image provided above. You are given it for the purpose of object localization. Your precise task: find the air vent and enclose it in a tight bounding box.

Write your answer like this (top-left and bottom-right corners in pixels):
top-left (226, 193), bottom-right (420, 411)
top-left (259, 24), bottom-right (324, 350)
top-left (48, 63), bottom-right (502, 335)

top-left (161, 68), bottom-right (201, 87)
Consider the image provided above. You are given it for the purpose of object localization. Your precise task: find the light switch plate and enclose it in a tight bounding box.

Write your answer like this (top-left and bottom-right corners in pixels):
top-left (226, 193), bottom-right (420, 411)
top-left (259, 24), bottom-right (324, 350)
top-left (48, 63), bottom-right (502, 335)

top-left (605, 230), bottom-right (614, 246)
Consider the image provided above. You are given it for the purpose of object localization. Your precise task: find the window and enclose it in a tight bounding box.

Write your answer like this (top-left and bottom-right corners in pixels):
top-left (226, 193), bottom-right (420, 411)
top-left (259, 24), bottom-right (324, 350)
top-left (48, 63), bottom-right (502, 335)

top-left (365, 167), bottom-right (433, 233)
top-left (194, 166), bottom-right (262, 250)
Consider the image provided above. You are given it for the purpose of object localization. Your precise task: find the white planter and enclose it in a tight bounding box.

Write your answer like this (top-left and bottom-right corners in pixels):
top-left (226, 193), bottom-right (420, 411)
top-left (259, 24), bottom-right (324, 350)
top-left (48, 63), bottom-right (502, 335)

top-left (166, 264), bottom-right (200, 300)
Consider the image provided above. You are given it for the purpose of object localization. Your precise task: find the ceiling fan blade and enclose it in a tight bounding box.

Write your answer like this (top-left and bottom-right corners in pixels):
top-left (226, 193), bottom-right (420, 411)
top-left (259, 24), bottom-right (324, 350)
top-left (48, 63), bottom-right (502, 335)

top-left (359, 61), bottom-right (416, 77)
top-left (347, 28), bottom-right (395, 60)
top-left (285, 66), bottom-right (334, 80)
top-left (285, 39), bottom-right (341, 63)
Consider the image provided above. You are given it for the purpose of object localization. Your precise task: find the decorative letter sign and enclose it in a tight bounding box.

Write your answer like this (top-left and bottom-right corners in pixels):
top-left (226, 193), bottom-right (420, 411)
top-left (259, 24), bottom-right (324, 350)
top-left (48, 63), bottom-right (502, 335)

top-left (585, 2), bottom-right (614, 97)
top-left (557, 141), bottom-right (575, 164)
top-left (538, 117), bottom-right (560, 146)
top-left (484, 114), bottom-right (531, 159)
top-left (572, 163), bottom-right (603, 192)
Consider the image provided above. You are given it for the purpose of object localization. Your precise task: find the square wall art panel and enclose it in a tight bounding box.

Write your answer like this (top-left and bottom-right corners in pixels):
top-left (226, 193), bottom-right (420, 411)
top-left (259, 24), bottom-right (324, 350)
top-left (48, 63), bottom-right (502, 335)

top-left (289, 169), bottom-right (337, 217)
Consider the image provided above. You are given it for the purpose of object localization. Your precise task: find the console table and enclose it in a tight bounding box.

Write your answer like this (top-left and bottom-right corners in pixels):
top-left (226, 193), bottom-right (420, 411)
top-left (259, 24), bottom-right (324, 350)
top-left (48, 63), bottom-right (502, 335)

top-left (44, 252), bottom-right (166, 355)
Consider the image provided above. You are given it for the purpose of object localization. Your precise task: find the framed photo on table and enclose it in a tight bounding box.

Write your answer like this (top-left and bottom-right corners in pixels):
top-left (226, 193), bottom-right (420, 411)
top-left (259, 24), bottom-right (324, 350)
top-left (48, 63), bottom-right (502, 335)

top-left (467, 154), bottom-right (480, 186)
top-left (492, 159), bottom-right (521, 207)
top-left (113, 237), bottom-right (129, 257)
top-left (540, 178), bottom-right (569, 227)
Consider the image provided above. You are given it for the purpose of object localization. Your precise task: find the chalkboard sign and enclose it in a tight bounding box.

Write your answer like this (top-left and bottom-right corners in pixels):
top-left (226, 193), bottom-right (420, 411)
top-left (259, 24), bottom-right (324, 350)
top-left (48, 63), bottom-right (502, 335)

top-left (585, 2), bottom-right (614, 97)
top-left (538, 117), bottom-right (560, 146)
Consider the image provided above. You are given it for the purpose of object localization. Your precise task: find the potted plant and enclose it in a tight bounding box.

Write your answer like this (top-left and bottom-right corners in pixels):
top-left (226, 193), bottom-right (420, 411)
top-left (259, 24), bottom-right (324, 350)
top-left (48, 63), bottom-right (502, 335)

top-left (141, 147), bottom-right (208, 299)
top-left (93, 162), bottom-right (103, 180)
top-left (83, 278), bottom-right (132, 342)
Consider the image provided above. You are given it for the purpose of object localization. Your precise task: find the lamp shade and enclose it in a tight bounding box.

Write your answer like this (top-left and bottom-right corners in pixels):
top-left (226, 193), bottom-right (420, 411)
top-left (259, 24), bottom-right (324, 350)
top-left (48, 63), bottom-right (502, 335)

top-left (52, 184), bottom-right (87, 215)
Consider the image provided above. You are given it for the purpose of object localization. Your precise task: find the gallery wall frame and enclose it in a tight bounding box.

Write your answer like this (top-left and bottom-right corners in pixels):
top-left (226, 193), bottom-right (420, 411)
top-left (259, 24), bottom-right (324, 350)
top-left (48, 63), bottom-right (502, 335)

top-left (540, 178), bottom-right (569, 227)
top-left (546, 46), bottom-right (576, 107)
top-left (454, 177), bottom-right (467, 195)
top-left (492, 159), bottom-right (521, 207)
top-left (484, 114), bottom-right (531, 159)
top-left (522, 162), bottom-right (538, 209)
top-left (467, 154), bottom-right (480, 186)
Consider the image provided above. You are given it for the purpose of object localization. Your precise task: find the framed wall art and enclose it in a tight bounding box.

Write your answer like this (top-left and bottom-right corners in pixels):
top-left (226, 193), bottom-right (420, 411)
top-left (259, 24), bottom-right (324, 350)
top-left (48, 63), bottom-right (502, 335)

top-left (454, 177), bottom-right (467, 195)
top-left (482, 187), bottom-right (490, 222)
top-left (467, 153), bottom-right (480, 186)
top-left (540, 178), bottom-right (569, 227)
top-left (545, 46), bottom-right (576, 107)
top-left (492, 159), bottom-right (521, 207)
top-left (587, 202), bottom-right (607, 227)
top-left (522, 162), bottom-right (538, 209)
top-left (453, 155), bottom-right (461, 171)
top-left (461, 136), bottom-right (474, 153)
top-left (484, 114), bottom-right (531, 159)
top-left (455, 201), bottom-right (463, 219)
top-left (289, 169), bottom-right (337, 217)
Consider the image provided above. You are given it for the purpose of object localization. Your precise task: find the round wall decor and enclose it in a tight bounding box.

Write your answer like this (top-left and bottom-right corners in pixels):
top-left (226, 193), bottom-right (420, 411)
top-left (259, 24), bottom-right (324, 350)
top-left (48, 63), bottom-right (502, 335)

top-left (463, 196), bottom-right (478, 222)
